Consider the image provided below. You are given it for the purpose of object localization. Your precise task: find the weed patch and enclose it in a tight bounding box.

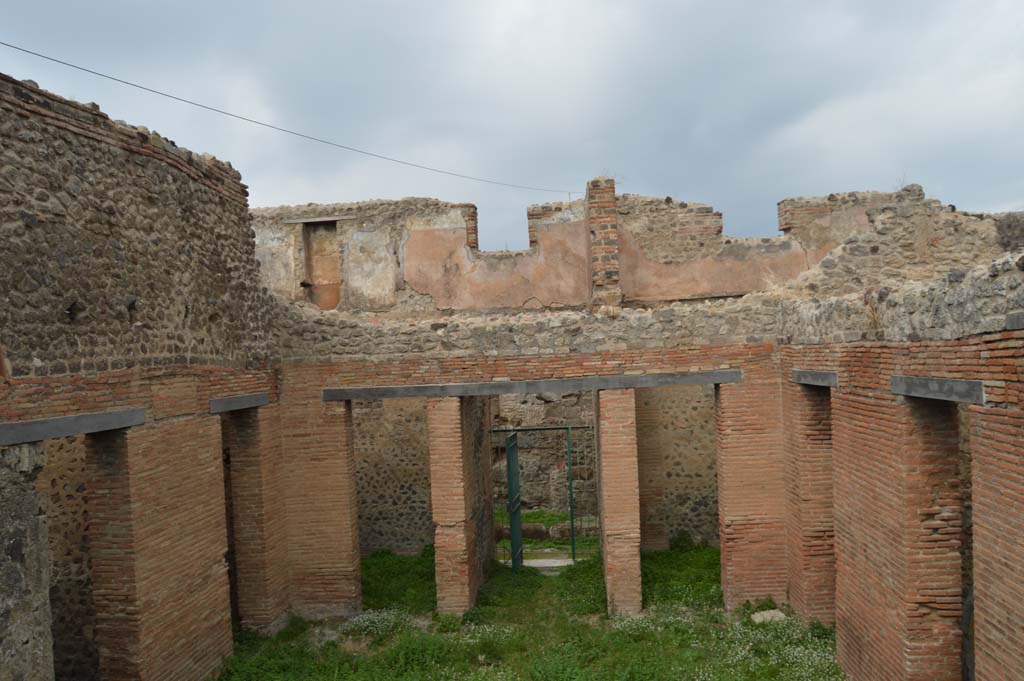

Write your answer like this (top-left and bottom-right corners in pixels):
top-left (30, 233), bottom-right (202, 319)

top-left (220, 544), bottom-right (843, 680)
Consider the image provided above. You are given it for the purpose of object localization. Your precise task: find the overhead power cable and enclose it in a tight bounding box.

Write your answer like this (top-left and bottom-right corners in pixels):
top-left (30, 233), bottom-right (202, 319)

top-left (0, 40), bottom-right (574, 195)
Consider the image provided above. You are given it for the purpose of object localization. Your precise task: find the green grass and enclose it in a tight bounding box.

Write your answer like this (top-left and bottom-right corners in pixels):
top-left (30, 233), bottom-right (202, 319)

top-left (493, 508), bottom-right (572, 527)
top-left (360, 545), bottom-right (436, 614)
top-left (219, 541), bottom-right (844, 681)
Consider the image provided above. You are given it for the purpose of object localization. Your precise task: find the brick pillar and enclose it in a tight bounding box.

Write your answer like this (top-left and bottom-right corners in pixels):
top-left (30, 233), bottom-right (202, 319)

top-left (586, 177), bottom-right (622, 307)
top-left (900, 399), bottom-right (963, 681)
top-left (596, 389), bottom-right (643, 615)
top-left (428, 397), bottom-right (491, 614)
top-left (463, 205), bottom-right (479, 250)
top-left (220, 405), bottom-right (289, 633)
top-left (634, 387), bottom-right (669, 551)
top-left (971, 407), bottom-right (1024, 680)
top-left (84, 430), bottom-right (143, 681)
top-left (287, 399), bottom-right (361, 618)
top-left (715, 380), bottom-right (787, 611)
top-left (833, 394), bottom-right (964, 681)
top-left (783, 383), bottom-right (835, 623)
top-left (0, 443), bottom-right (54, 681)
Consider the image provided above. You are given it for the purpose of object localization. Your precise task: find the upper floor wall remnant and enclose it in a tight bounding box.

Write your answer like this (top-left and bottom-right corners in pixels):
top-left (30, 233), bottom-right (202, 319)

top-left (254, 178), bottom-right (1006, 315)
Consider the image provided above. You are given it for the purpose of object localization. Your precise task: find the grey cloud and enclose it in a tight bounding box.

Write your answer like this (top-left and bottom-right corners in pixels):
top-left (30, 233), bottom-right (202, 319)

top-left (3, 0), bottom-right (1022, 248)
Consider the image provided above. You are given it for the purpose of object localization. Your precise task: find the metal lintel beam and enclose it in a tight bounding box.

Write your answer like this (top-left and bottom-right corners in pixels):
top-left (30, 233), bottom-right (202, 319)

top-left (282, 215), bottom-right (357, 225)
top-left (0, 408), bottom-right (146, 447)
top-left (891, 375), bottom-right (985, 405)
top-left (792, 369), bottom-right (839, 388)
top-left (209, 392), bottom-right (270, 414)
top-left (322, 369), bottom-right (742, 401)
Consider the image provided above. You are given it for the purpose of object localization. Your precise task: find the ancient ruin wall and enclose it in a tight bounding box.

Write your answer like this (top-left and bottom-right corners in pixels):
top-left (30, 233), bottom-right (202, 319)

top-left (0, 75), bottom-right (273, 379)
top-left (352, 398), bottom-right (434, 555)
top-left (462, 396), bottom-right (495, 594)
top-left (252, 198), bottom-right (590, 313)
top-left (37, 436), bottom-right (97, 681)
top-left (492, 391), bottom-right (596, 513)
top-left (0, 73), bottom-right (278, 681)
top-left (0, 444), bottom-right (53, 681)
top-left (635, 385), bottom-right (719, 546)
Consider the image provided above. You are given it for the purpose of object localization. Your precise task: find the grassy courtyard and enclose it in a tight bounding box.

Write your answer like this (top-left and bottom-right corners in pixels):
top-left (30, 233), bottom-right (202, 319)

top-left (219, 539), bottom-right (843, 680)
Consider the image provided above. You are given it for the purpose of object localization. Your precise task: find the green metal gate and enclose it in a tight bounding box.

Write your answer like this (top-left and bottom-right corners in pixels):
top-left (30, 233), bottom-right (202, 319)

top-left (493, 425), bottom-right (597, 570)
top-left (505, 432), bottom-right (524, 571)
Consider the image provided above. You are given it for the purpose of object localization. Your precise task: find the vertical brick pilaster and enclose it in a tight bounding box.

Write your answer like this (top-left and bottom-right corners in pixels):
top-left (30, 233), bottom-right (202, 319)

top-left (85, 430), bottom-right (143, 681)
top-left (428, 397), bottom-right (482, 614)
top-left (122, 416), bottom-right (234, 681)
top-left (221, 405), bottom-right (289, 634)
top-left (596, 389), bottom-right (642, 615)
top-left (286, 399), bottom-right (361, 618)
top-left (463, 205), bottom-right (479, 250)
top-left (971, 407), bottom-right (1024, 681)
top-left (901, 399), bottom-right (962, 681)
top-left (586, 177), bottom-right (622, 307)
top-left (783, 383), bottom-right (835, 623)
top-left (715, 380), bottom-right (787, 610)
top-left (833, 393), bottom-right (964, 681)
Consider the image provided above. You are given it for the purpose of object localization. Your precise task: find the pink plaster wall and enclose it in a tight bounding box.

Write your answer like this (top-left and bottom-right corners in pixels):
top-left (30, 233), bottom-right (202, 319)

top-left (403, 220), bottom-right (591, 310)
top-left (618, 229), bottom-right (832, 302)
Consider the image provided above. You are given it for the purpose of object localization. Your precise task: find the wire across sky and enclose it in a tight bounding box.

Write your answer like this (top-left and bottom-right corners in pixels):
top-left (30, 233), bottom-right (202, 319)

top-left (0, 40), bottom-right (574, 196)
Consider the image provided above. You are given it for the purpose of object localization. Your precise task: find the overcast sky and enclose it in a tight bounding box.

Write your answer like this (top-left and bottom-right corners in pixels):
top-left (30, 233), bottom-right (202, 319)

top-left (3, 1), bottom-right (1023, 249)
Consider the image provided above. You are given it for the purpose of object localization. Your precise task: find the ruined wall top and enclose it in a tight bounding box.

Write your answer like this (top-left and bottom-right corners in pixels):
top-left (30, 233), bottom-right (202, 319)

top-left (0, 73), bottom-right (273, 380)
top-left (253, 175), bottom-right (1012, 316)
top-left (3, 69), bottom-right (1022, 382)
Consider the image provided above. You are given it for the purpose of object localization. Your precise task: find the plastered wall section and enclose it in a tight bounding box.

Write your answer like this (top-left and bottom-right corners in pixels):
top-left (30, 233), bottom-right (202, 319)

top-left (253, 199), bottom-right (591, 311)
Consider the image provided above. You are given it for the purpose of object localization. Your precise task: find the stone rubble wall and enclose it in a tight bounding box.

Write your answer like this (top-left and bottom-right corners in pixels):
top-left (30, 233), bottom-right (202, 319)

top-left (491, 392), bottom-right (596, 513)
top-left (0, 443), bottom-right (54, 681)
top-left (272, 248), bottom-right (1024, 365)
top-left (37, 436), bottom-right (97, 681)
top-left (635, 385), bottom-right (719, 546)
top-left (351, 398), bottom-right (434, 555)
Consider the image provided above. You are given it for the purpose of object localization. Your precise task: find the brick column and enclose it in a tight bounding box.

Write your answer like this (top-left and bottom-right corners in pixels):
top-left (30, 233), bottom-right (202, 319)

top-left (596, 389), bottom-right (643, 615)
top-left (220, 405), bottom-right (289, 633)
top-left (782, 383), bottom-right (835, 623)
top-left (286, 399), bottom-right (362, 618)
top-left (586, 177), bottom-right (622, 307)
top-left (428, 397), bottom-right (491, 614)
top-left (715, 380), bottom-right (787, 611)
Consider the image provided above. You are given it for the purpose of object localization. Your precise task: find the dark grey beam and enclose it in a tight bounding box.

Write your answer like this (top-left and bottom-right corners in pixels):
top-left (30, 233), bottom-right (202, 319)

top-left (891, 375), bottom-right (985, 405)
top-left (282, 215), bottom-right (357, 224)
top-left (323, 369), bottom-right (742, 401)
top-left (0, 408), bottom-right (146, 447)
top-left (1006, 311), bottom-right (1024, 331)
top-left (209, 392), bottom-right (270, 414)
top-left (792, 369), bottom-right (838, 388)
